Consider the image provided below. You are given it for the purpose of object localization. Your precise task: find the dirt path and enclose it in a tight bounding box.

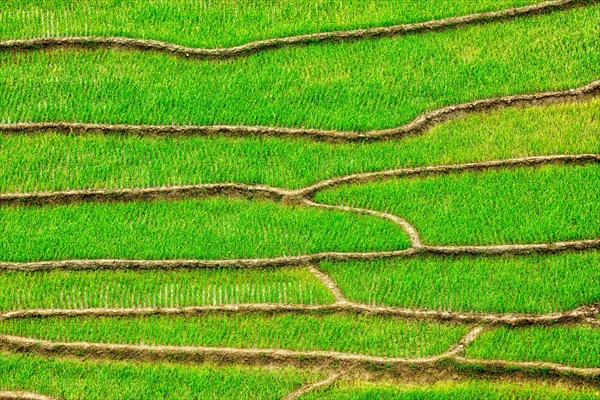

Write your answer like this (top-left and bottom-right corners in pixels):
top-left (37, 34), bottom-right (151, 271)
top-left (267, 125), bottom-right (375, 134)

top-left (454, 357), bottom-right (600, 377)
top-left (298, 154), bottom-right (600, 196)
top-left (0, 0), bottom-right (589, 61)
top-left (307, 265), bottom-right (349, 303)
top-left (1, 302), bottom-right (597, 327)
top-left (0, 392), bottom-right (57, 400)
top-left (0, 183), bottom-right (291, 207)
top-left (1, 154), bottom-right (596, 207)
top-left (0, 80), bottom-right (598, 142)
top-left (1, 239), bottom-right (597, 272)
top-left (302, 200), bottom-right (423, 248)
top-left (282, 372), bottom-right (344, 400)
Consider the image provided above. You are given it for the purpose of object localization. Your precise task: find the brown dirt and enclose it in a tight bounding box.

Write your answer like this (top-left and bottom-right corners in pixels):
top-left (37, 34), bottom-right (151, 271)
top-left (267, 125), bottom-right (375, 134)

top-left (307, 265), bottom-right (349, 303)
top-left (0, 392), bottom-right (57, 400)
top-left (1, 302), bottom-right (597, 327)
top-left (0, 327), bottom-right (479, 367)
top-left (333, 371), bottom-right (600, 392)
top-left (282, 372), bottom-right (345, 400)
top-left (0, 183), bottom-right (291, 207)
top-left (454, 356), bottom-right (600, 377)
top-left (424, 239), bottom-right (600, 256)
top-left (0, 81), bottom-right (597, 142)
top-left (443, 326), bottom-right (485, 357)
top-left (0, 250), bottom-right (411, 272)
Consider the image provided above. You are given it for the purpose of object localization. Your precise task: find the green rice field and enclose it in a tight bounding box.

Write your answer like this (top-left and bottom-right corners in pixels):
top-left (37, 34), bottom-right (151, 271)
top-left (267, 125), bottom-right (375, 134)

top-left (467, 325), bottom-right (600, 368)
top-left (316, 164), bottom-right (600, 245)
top-left (0, 197), bottom-right (409, 262)
top-left (321, 251), bottom-right (600, 314)
top-left (2, 6), bottom-right (599, 130)
top-left (0, 267), bottom-right (335, 311)
top-left (0, 351), bottom-right (318, 400)
top-left (0, 0), bottom-right (598, 398)
top-left (0, 97), bottom-right (597, 193)
top-left (302, 381), bottom-right (600, 400)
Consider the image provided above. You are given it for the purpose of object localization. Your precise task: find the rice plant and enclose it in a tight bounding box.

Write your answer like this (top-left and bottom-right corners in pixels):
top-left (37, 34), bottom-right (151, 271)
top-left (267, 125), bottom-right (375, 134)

top-left (302, 380), bottom-right (600, 399)
top-left (0, 0), bottom-right (540, 47)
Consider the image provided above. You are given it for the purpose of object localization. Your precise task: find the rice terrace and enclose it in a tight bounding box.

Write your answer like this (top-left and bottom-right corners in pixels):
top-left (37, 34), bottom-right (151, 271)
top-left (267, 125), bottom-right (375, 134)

top-left (0, 0), bottom-right (599, 398)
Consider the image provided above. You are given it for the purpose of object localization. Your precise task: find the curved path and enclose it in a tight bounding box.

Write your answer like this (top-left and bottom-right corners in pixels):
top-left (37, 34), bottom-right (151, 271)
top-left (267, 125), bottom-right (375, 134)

top-left (302, 199), bottom-right (424, 248)
top-left (282, 372), bottom-right (344, 400)
top-left (1, 239), bottom-right (598, 272)
top-left (1, 154), bottom-right (596, 205)
top-left (297, 154), bottom-right (600, 196)
top-left (0, 80), bottom-right (598, 142)
top-left (0, 0), bottom-right (590, 60)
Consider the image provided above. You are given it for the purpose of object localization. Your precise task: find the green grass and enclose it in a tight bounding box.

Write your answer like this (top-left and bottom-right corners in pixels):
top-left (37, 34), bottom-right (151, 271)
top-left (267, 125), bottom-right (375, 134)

top-left (0, 0), bottom-right (541, 47)
top-left (0, 314), bottom-right (469, 358)
top-left (1, 98), bottom-right (598, 193)
top-left (1, 6), bottom-right (598, 131)
top-left (321, 252), bottom-right (600, 314)
top-left (316, 164), bottom-right (600, 245)
top-left (303, 380), bottom-right (600, 399)
top-left (0, 351), bottom-right (316, 400)
top-left (0, 197), bottom-right (409, 262)
top-left (0, 267), bottom-right (334, 311)
top-left (467, 326), bottom-right (600, 368)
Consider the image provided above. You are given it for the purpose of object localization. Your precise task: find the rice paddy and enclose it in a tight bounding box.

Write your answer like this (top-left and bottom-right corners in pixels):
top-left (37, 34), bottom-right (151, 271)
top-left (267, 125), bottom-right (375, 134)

top-left (0, 268), bottom-right (335, 311)
top-left (301, 381), bottom-right (600, 400)
top-left (321, 251), bottom-right (600, 314)
top-left (0, 197), bottom-right (409, 262)
top-left (1, 0), bottom-right (598, 398)
top-left (316, 164), bottom-right (600, 245)
top-left (0, 314), bottom-right (469, 358)
top-left (0, 351), bottom-right (317, 400)
top-left (466, 325), bottom-right (600, 368)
